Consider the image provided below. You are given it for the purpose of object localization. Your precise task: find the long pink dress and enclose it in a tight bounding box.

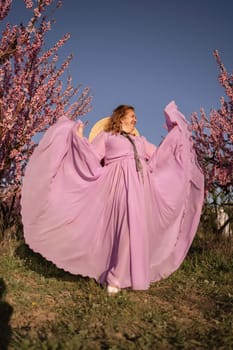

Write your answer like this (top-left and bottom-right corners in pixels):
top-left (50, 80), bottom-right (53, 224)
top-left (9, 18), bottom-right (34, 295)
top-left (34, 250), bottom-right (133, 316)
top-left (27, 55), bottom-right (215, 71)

top-left (21, 101), bottom-right (204, 290)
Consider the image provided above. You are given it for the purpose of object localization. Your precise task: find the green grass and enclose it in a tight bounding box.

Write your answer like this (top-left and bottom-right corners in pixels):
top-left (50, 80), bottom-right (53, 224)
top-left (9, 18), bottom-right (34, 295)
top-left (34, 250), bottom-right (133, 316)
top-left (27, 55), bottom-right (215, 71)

top-left (0, 234), bottom-right (233, 350)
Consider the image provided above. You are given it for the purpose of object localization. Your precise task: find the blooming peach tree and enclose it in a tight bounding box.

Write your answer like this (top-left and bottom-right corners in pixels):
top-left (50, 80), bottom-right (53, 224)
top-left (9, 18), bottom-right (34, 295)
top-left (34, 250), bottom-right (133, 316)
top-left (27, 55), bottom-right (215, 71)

top-left (191, 50), bottom-right (233, 233)
top-left (191, 50), bottom-right (232, 200)
top-left (0, 0), bottom-right (92, 233)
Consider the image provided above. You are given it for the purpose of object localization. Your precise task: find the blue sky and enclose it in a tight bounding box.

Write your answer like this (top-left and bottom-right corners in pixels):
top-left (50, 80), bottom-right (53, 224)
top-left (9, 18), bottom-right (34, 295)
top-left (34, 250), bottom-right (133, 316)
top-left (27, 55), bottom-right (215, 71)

top-left (2, 0), bottom-right (233, 144)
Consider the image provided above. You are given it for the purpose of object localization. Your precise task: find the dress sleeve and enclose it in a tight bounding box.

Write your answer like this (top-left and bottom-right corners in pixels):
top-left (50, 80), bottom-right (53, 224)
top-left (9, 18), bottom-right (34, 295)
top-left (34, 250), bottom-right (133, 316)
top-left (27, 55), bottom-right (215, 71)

top-left (91, 131), bottom-right (107, 160)
top-left (142, 136), bottom-right (157, 159)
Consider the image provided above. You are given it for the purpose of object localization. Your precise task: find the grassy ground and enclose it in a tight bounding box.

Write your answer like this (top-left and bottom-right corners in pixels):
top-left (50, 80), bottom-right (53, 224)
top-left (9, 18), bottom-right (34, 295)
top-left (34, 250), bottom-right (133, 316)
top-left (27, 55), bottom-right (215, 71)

top-left (0, 234), bottom-right (232, 350)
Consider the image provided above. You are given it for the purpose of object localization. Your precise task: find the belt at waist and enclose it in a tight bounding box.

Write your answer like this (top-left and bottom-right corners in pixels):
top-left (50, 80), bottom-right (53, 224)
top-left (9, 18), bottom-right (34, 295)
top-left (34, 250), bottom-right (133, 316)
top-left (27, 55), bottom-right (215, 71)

top-left (104, 154), bottom-right (145, 166)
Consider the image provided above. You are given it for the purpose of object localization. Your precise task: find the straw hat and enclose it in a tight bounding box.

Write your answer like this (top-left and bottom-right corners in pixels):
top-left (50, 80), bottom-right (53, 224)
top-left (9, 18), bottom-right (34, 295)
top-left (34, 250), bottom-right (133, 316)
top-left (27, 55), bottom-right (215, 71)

top-left (88, 117), bottom-right (139, 142)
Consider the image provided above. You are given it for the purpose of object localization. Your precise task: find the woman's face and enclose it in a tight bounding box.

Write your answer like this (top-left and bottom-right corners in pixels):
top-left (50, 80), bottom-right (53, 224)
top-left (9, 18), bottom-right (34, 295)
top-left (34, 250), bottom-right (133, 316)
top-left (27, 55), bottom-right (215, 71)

top-left (121, 109), bottom-right (137, 134)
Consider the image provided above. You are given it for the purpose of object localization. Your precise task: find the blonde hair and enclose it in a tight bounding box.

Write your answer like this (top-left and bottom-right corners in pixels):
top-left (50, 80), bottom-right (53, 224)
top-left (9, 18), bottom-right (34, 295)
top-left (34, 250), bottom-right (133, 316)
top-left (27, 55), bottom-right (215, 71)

top-left (106, 105), bottom-right (135, 134)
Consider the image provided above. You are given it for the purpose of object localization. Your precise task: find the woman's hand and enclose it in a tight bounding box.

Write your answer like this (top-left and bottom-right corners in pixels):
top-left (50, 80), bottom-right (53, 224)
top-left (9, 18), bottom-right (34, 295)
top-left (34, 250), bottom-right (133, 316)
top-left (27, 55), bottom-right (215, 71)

top-left (76, 122), bottom-right (84, 138)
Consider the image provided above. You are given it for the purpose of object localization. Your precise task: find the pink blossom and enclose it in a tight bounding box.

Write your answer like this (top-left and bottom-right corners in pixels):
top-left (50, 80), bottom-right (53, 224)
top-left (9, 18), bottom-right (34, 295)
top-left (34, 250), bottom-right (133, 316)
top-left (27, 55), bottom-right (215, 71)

top-left (24, 0), bottom-right (33, 9)
top-left (0, 0), bottom-right (12, 20)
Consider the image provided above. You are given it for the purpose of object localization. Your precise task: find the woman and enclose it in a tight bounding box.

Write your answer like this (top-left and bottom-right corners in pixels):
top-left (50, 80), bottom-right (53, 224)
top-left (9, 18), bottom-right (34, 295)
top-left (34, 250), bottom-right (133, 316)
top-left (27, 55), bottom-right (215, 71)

top-left (21, 101), bottom-right (204, 294)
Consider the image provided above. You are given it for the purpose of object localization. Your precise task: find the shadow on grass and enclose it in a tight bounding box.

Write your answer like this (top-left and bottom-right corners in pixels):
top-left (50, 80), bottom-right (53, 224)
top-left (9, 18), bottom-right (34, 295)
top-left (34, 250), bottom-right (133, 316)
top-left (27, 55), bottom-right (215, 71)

top-left (15, 241), bottom-right (91, 285)
top-left (0, 278), bottom-right (13, 350)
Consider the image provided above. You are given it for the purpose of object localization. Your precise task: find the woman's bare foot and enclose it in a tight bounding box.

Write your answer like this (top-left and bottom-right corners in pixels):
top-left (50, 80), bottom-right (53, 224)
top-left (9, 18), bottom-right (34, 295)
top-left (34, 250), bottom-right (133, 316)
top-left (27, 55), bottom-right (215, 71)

top-left (107, 285), bottom-right (121, 295)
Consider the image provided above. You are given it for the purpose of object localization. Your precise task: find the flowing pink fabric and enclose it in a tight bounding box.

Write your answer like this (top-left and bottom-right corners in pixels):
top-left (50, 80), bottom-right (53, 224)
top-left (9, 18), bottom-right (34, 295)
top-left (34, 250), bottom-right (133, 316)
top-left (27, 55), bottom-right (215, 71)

top-left (21, 101), bottom-right (204, 290)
